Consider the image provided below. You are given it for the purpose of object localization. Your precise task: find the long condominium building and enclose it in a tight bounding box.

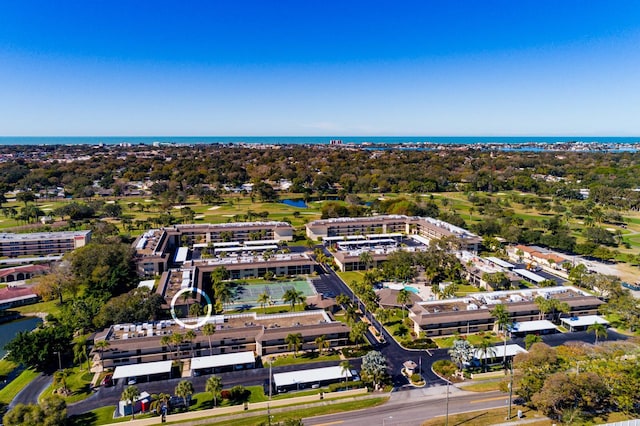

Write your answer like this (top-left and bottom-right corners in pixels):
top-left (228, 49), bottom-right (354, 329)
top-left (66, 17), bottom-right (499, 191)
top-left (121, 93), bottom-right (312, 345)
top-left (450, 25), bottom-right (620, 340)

top-left (409, 286), bottom-right (604, 337)
top-left (92, 311), bottom-right (350, 370)
top-left (306, 215), bottom-right (481, 251)
top-left (0, 230), bottom-right (91, 257)
top-left (133, 222), bottom-right (295, 276)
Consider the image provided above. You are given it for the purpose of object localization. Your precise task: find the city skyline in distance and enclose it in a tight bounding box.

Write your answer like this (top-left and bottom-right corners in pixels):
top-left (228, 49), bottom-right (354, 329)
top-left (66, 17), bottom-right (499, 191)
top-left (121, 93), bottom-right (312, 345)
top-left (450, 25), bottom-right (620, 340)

top-left (1, 0), bottom-right (639, 137)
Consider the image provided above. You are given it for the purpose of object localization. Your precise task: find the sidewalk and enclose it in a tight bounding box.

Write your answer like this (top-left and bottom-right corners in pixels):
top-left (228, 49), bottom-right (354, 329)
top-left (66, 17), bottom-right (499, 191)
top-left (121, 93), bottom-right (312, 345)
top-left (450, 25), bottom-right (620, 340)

top-left (107, 388), bottom-right (373, 425)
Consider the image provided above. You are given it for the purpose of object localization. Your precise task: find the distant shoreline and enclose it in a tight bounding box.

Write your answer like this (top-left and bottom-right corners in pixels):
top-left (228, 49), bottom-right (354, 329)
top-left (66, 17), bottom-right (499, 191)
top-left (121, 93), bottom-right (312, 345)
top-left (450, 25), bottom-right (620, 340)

top-left (0, 136), bottom-right (640, 151)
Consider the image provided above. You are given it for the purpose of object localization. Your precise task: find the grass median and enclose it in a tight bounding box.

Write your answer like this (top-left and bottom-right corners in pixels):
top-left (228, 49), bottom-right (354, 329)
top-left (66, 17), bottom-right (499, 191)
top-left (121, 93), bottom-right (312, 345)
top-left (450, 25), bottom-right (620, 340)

top-left (0, 368), bottom-right (39, 406)
top-left (175, 396), bottom-right (389, 426)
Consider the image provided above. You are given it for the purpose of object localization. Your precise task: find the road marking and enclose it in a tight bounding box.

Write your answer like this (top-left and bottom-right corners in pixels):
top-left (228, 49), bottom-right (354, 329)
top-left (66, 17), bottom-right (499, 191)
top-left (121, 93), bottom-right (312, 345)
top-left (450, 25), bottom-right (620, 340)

top-left (313, 422), bottom-right (344, 426)
top-left (470, 395), bottom-right (507, 404)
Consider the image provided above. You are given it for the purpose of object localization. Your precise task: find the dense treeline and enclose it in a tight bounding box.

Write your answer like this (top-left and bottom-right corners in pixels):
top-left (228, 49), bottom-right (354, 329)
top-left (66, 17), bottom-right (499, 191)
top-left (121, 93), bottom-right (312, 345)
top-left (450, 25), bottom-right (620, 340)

top-left (514, 341), bottom-right (640, 421)
top-left (5, 235), bottom-right (148, 371)
top-left (4, 145), bottom-right (640, 206)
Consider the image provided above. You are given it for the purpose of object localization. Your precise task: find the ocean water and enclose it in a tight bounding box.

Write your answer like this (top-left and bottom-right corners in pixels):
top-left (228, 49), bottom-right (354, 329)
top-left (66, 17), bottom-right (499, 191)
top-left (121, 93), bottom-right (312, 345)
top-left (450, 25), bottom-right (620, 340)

top-left (0, 136), bottom-right (638, 146)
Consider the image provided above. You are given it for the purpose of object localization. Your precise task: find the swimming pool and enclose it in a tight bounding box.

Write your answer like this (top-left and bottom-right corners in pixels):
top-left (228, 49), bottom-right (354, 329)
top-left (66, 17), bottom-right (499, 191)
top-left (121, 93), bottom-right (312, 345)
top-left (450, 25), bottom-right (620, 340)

top-left (405, 286), bottom-right (419, 294)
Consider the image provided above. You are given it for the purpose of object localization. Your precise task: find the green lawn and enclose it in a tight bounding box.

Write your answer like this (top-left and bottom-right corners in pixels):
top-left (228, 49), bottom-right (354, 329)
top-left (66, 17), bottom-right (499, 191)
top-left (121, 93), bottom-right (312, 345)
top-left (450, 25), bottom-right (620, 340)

top-left (40, 366), bottom-right (94, 404)
top-left (10, 299), bottom-right (62, 317)
top-left (459, 381), bottom-right (504, 392)
top-left (337, 271), bottom-right (365, 286)
top-left (0, 368), bottom-right (39, 405)
top-left (434, 333), bottom-right (503, 348)
top-left (0, 359), bottom-right (18, 377)
top-left (188, 397), bottom-right (388, 426)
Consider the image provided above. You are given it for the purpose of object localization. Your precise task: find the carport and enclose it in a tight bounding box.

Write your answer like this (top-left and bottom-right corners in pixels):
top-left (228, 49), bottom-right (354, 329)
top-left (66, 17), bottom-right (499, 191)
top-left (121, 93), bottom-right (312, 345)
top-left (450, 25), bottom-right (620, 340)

top-left (112, 360), bottom-right (173, 383)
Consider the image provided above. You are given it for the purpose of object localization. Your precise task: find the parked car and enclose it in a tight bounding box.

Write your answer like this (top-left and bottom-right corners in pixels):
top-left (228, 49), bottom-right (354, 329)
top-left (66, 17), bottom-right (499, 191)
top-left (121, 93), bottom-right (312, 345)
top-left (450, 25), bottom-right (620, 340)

top-left (622, 282), bottom-right (640, 291)
top-left (127, 377), bottom-right (137, 385)
top-left (101, 374), bottom-right (113, 387)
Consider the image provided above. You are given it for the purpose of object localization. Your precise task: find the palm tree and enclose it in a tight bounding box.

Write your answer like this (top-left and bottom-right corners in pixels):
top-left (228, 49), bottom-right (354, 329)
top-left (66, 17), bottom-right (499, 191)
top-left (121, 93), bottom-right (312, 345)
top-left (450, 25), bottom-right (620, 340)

top-left (53, 369), bottom-right (71, 394)
top-left (122, 385), bottom-right (140, 419)
top-left (534, 296), bottom-right (550, 320)
top-left (189, 303), bottom-right (202, 318)
top-left (396, 288), bottom-right (411, 319)
top-left (336, 293), bottom-right (352, 308)
top-left (215, 284), bottom-right (233, 310)
top-left (283, 288), bottom-right (306, 312)
top-left (477, 337), bottom-right (497, 372)
top-left (345, 305), bottom-right (359, 325)
top-left (150, 392), bottom-right (171, 415)
top-left (206, 376), bottom-right (223, 408)
top-left (184, 330), bottom-right (197, 355)
top-left (202, 323), bottom-right (216, 356)
top-left (587, 323), bottom-right (608, 344)
top-left (73, 337), bottom-right (91, 371)
top-left (285, 333), bottom-right (303, 357)
top-left (490, 303), bottom-right (512, 369)
top-left (350, 322), bottom-right (368, 348)
top-left (257, 291), bottom-right (272, 314)
top-left (94, 339), bottom-right (110, 371)
top-left (171, 333), bottom-right (184, 359)
top-left (340, 360), bottom-right (352, 385)
top-left (175, 380), bottom-right (195, 410)
top-left (314, 335), bottom-right (329, 354)
top-left (161, 335), bottom-right (173, 357)
top-left (375, 308), bottom-right (391, 325)
top-left (359, 251), bottom-right (373, 270)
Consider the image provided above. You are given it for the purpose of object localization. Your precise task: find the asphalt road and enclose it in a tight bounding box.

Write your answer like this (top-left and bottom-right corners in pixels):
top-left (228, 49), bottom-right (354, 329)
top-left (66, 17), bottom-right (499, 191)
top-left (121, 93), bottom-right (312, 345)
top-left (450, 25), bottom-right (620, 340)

top-left (303, 388), bottom-right (519, 426)
top-left (9, 372), bottom-right (52, 409)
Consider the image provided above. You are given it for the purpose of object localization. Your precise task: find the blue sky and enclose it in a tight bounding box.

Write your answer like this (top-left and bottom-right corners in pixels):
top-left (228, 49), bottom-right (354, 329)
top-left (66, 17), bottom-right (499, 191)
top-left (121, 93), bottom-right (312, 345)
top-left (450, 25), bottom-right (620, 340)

top-left (1, 0), bottom-right (639, 136)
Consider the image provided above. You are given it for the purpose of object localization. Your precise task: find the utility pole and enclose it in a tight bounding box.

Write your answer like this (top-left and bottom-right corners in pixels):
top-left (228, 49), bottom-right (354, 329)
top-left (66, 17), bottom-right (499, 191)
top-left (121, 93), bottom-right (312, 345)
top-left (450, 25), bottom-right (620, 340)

top-left (507, 362), bottom-right (514, 420)
top-left (445, 381), bottom-right (450, 426)
top-left (268, 359), bottom-right (272, 426)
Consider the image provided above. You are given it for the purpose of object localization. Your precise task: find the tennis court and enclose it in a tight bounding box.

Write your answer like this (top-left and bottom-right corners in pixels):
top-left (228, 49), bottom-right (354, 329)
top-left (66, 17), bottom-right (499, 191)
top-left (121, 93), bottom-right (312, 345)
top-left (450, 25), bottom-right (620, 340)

top-left (231, 280), bottom-right (316, 306)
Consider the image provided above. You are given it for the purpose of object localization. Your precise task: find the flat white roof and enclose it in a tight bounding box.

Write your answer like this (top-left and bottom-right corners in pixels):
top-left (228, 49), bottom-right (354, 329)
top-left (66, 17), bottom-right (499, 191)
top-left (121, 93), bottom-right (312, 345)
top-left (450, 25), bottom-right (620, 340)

top-left (486, 257), bottom-right (515, 269)
top-left (473, 344), bottom-right (527, 360)
top-left (365, 233), bottom-right (403, 239)
top-left (212, 242), bottom-right (242, 247)
top-left (137, 279), bottom-right (155, 290)
top-left (273, 366), bottom-right (351, 388)
top-left (323, 236), bottom-right (345, 242)
top-left (214, 244), bottom-right (278, 253)
top-left (175, 247), bottom-right (189, 263)
top-left (509, 320), bottom-right (557, 333)
top-left (112, 360), bottom-right (172, 380)
top-left (513, 268), bottom-right (546, 283)
top-left (190, 351), bottom-right (255, 370)
top-left (244, 239), bottom-right (279, 246)
top-left (561, 315), bottom-right (609, 328)
top-left (337, 238), bottom-right (396, 247)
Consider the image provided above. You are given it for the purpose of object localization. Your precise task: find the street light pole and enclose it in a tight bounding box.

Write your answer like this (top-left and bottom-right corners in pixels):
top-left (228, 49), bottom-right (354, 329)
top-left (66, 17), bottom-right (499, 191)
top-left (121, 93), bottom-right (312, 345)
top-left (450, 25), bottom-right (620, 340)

top-left (54, 351), bottom-right (62, 371)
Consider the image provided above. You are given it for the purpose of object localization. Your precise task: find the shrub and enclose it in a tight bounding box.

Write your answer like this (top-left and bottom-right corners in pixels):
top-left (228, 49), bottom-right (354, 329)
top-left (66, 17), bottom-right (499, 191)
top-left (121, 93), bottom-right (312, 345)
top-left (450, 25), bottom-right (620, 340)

top-left (403, 338), bottom-right (437, 349)
top-left (410, 373), bottom-right (422, 383)
top-left (327, 380), bottom-right (364, 392)
top-left (433, 360), bottom-right (457, 379)
top-left (220, 390), bottom-right (231, 400)
top-left (229, 385), bottom-right (251, 403)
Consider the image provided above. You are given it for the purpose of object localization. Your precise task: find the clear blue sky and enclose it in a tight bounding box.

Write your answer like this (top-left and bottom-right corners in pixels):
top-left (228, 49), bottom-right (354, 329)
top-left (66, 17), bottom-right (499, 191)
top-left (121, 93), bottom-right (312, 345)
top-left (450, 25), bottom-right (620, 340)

top-left (1, 0), bottom-right (639, 136)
